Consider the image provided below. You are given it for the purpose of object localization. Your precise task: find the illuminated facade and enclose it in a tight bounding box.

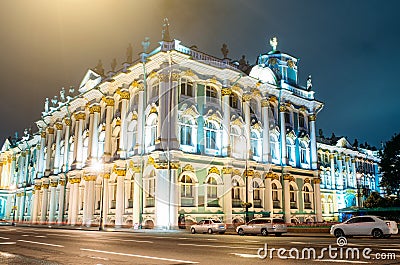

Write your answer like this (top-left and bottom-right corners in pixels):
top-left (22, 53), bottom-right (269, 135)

top-left (0, 25), bottom-right (324, 227)
top-left (317, 136), bottom-right (381, 221)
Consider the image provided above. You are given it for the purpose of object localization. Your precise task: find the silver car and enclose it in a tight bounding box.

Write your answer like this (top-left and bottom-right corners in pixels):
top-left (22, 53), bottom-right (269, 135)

top-left (190, 219), bottom-right (226, 234)
top-left (236, 218), bottom-right (287, 236)
top-left (330, 215), bottom-right (399, 238)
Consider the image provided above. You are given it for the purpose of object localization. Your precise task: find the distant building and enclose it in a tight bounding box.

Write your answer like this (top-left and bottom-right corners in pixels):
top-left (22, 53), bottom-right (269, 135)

top-left (0, 24), bottom-right (324, 228)
top-left (317, 136), bottom-right (381, 221)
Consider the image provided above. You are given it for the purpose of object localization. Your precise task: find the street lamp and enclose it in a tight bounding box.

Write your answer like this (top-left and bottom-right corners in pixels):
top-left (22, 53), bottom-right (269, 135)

top-left (356, 172), bottom-right (362, 208)
top-left (10, 184), bottom-right (17, 226)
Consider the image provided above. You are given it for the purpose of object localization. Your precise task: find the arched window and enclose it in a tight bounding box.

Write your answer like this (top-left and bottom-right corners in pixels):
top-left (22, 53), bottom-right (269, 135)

top-left (303, 185), bottom-right (312, 209)
top-left (232, 179), bottom-right (241, 207)
top-left (230, 126), bottom-right (243, 158)
top-left (180, 78), bottom-right (193, 97)
top-left (229, 93), bottom-right (239, 109)
top-left (272, 183), bottom-right (280, 208)
top-left (284, 110), bottom-right (291, 126)
top-left (205, 121), bottom-right (218, 150)
top-left (286, 138), bottom-right (295, 163)
top-left (207, 177), bottom-right (219, 207)
top-left (270, 134), bottom-right (279, 161)
top-left (300, 141), bottom-right (309, 164)
top-left (299, 112), bottom-right (305, 129)
top-left (145, 171), bottom-right (156, 207)
top-left (253, 181), bottom-right (262, 208)
top-left (179, 116), bottom-right (194, 147)
top-left (145, 115), bottom-right (157, 152)
top-left (250, 131), bottom-right (261, 158)
top-left (180, 175), bottom-right (194, 207)
top-left (205, 85), bottom-right (218, 104)
top-left (289, 184), bottom-right (297, 209)
top-left (150, 82), bottom-right (159, 101)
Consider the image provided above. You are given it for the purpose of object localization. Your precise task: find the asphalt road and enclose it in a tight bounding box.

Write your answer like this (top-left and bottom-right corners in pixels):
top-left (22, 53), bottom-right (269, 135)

top-left (0, 226), bottom-right (399, 264)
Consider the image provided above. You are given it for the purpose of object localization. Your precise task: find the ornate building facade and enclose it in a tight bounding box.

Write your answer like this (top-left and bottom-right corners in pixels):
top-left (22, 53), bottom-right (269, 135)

top-left (317, 136), bottom-right (381, 221)
top-left (0, 26), bottom-right (324, 228)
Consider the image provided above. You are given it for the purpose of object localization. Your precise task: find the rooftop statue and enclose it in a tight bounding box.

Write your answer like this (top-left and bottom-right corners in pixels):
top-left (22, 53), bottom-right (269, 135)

top-left (221, 43), bottom-right (229, 59)
top-left (307, 75), bottom-right (312, 90)
top-left (270, 37), bottom-right (278, 51)
top-left (162, 18), bottom-right (171, 41)
top-left (94, 60), bottom-right (105, 76)
top-left (44, 98), bottom-right (49, 113)
top-left (60, 87), bottom-right (66, 102)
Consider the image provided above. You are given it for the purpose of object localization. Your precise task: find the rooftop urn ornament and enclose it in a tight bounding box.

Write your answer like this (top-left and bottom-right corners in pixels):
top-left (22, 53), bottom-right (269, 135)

top-left (162, 18), bottom-right (171, 41)
top-left (270, 37), bottom-right (278, 51)
top-left (221, 43), bottom-right (229, 59)
top-left (111, 58), bottom-right (117, 72)
top-left (69, 86), bottom-right (75, 94)
top-left (307, 75), bottom-right (312, 90)
top-left (126, 43), bottom-right (133, 63)
top-left (94, 59), bottom-right (105, 76)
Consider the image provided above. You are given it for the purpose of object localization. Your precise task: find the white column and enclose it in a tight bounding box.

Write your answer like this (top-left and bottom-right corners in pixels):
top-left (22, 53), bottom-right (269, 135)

top-left (221, 89), bottom-right (231, 157)
top-left (118, 90), bottom-right (130, 159)
top-left (90, 105), bottom-right (100, 161)
top-left (15, 193), bottom-right (21, 221)
top-left (53, 123), bottom-right (63, 174)
top-left (351, 158), bottom-right (357, 187)
top-left (84, 175), bottom-right (95, 226)
top-left (132, 169), bottom-right (141, 225)
top-left (45, 127), bottom-right (54, 176)
top-left (280, 106), bottom-right (287, 165)
top-left (18, 153), bottom-right (25, 185)
top-left (309, 114), bottom-right (317, 169)
top-left (40, 182), bottom-right (49, 223)
top-left (265, 174), bottom-right (273, 215)
top-left (283, 176), bottom-right (290, 223)
top-left (67, 181), bottom-right (74, 225)
top-left (136, 88), bottom-right (144, 154)
top-left (314, 178), bottom-right (323, 222)
top-left (261, 100), bottom-right (270, 163)
top-left (48, 181), bottom-right (58, 223)
top-left (62, 118), bottom-right (72, 172)
top-left (338, 156), bottom-right (344, 188)
top-left (103, 97), bottom-right (114, 162)
top-left (243, 94), bottom-right (252, 159)
top-left (57, 180), bottom-right (66, 224)
top-left (222, 167), bottom-right (232, 226)
top-left (329, 153), bottom-right (335, 189)
top-left (155, 168), bottom-right (170, 229)
top-left (37, 132), bottom-right (46, 178)
top-left (169, 167), bottom-right (178, 229)
top-left (74, 112), bottom-right (86, 169)
top-left (102, 174), bottom-right (110, 226)
top-left (31, 185), bottom-right (39, 223)
top-left (70, 178), bottom-right (81, 225)
top-left (115, 171), bottom-right (125, 227)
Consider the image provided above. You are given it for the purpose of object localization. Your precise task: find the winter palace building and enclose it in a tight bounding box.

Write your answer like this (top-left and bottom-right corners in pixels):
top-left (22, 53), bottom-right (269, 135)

top-left (0, 24), bottom-right (378, 228)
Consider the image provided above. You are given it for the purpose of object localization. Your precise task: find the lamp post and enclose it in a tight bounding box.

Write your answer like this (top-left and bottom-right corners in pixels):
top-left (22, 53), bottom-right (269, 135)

top-left (356, 172), bottom-right (362, 208)
top-left (10, 184), bottom-right (17, 226)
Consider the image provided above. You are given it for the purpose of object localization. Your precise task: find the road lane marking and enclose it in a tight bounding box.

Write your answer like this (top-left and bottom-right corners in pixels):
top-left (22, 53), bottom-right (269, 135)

top-left (17, 240), bottom-right (64, 248)
top-left (21, 235), bottom-right (30, 237)
top-left (205, 238), bottom-right (217, 241)
top-left (45, 233), bottom-right (80, 238)
top-left (0, 242), bottom-right (16, 245)
top-left (34, 235), bottom-right (47, 238)
top-left (178, 237), bottom-right (189, 240)
top-left (178, 243), bottom-right (259, 250)
top-left (81, 248), bottom-right (199, 264)
top-left (122, 239), bottom-right (153, 243)
top-left (0, 237), bottom-right (10, 240)
top-left (230, 253), bottom-right (260, 258)
top-left (244, 240), bottom-right (260, 243)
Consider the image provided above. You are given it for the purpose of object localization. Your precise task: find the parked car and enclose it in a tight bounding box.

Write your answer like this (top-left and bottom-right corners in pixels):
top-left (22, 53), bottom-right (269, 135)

top-left (236, 218), bottom-right (287, 236)
top-left (190, 219), bottom-right (226, 234)
top-left (330, 215), bottom-right (398, 238)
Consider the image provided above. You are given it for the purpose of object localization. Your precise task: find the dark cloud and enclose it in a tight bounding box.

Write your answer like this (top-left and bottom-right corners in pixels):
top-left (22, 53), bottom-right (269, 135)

top-left (0, 0), bottom-right (399, 147)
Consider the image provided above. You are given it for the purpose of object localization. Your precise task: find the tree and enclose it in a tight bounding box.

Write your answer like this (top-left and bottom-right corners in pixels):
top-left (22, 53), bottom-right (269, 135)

top-left (363, 192), bottom-right (389, 208)
top-left (379, 134), bottom-right (400, 196)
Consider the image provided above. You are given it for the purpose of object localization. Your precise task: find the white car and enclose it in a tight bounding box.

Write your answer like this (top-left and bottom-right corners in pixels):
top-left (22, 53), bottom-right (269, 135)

top-left (236, 218), bottom-right (287, 236)
top-left (190, 219), bottom-right (226, 234)
top-left (330, 215), bottom-right (398, 238)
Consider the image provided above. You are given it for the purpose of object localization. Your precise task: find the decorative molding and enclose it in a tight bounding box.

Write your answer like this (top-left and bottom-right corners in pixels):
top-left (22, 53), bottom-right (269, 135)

top-left (261, 99), bottom-right (269, 108)
top-left (158, 73), bottom-right (168, 82)
top-left (208, 166), bottom-right (220, 175)
top-left (221, 88), bottom-right (232, 96)
top-left (103, 97), bottom-right (115, 106)
top-left (279, 105), bottom-right (286, 112)
top-left (182, 69), bottom-right (195, 77)
top-left (55, 122), bottom-right (63, 130)
top-left (150, 105), bottom-right (158, 114)
top-left (83, 175), bottom-right (97, 181)
top-left (314, 178), bottom-right (322, 184)
top-left (74, 112), bottom-right (86, 120)
top-left (287, 59), bottom-right (295, 68)
top-left (89, 105), bottom-right (101, 113)
top-left (283, 174), bottom-right (291, 181)
top-left (69, 177), bottom-right (81, 184)
top-left (304, 178), bottom-right (311, 184)
top-left (42, 183), bottom-right (50, 189)
top-left (118, 89), bottom-right (130, 100)
top-left (309, 114), bottom-right (316, 121)
top-left (50, 182), bottom-right (58, 187)
top-left (242, 93), bottom-right (252, 102)
top-left (269, 96), bottom-right (277, 102)
top-left (222, 167), bottom-right (232, 174)
top-left (64, 118), bottom-right (72, 126)
top-left (47, 127), bottom-right (54, 134)
top-left (233, 169), bottom-right (241, 176)
top-left (183, 164), bottom-right (195, 172)
top-left (171, 72), bottom-right (180, 82)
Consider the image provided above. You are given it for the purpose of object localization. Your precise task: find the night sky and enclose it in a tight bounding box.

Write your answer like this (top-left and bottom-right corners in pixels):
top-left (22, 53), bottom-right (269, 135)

top-left (0, 0), bottom-right (399, 148)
